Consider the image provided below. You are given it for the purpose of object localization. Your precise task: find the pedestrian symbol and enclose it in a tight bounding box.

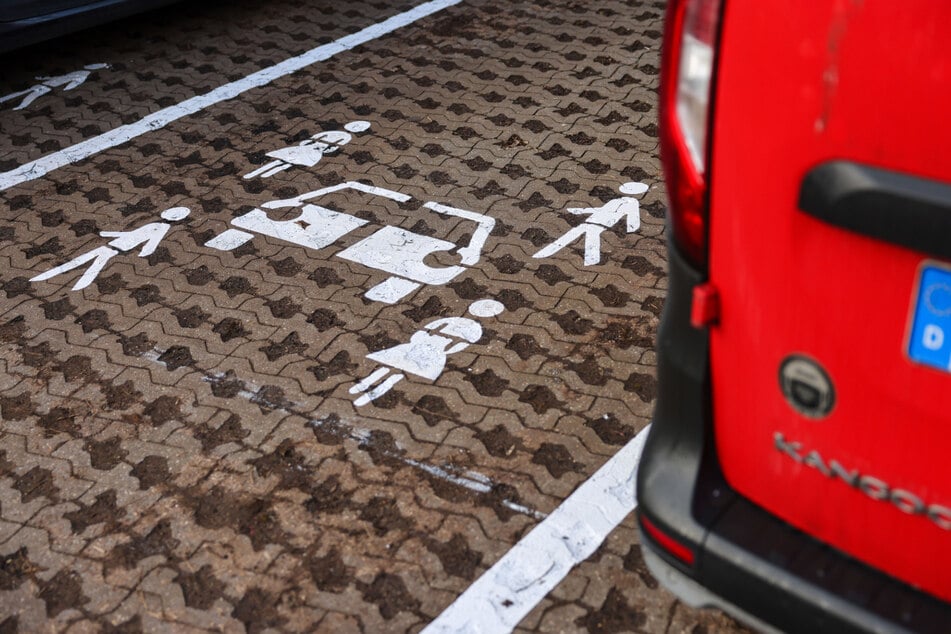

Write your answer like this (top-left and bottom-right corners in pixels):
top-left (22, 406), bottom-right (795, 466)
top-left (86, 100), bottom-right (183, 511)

top-left (1, 64), bottom-right (109, 111)
top-left (30, 207), bottom-right (190, 291)
top-left (533, 182), bottom-right (648, 266)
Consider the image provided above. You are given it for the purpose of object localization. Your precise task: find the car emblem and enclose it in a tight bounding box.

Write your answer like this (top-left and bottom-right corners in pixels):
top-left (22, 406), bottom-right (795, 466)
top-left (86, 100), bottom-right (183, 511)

top-left (779, 355), bottom-right (835, 419)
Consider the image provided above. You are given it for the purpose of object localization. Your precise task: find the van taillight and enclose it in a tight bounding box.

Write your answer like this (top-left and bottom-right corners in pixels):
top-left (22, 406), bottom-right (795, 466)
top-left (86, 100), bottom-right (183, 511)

top-left (660, 0), bottom-right (723, 268)
top-left (639, 513), bottom-right (696, 566)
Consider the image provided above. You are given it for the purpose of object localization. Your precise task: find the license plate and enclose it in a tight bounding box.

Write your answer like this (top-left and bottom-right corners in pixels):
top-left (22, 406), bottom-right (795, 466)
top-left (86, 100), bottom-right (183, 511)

top-left (908, 263), bottom-right (951, 372)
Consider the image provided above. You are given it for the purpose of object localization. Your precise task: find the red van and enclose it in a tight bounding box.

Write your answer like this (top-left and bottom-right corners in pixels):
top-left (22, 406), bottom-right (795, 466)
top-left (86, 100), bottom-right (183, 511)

top-left (636, 0), bottom-right (951, 631)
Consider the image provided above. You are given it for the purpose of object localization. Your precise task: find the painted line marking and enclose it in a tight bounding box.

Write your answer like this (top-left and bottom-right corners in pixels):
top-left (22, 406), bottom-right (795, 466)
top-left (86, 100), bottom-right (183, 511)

top-left (423, 425), bottom-right (650, 634)
top-left (0, 0), bottom-right (462, 192)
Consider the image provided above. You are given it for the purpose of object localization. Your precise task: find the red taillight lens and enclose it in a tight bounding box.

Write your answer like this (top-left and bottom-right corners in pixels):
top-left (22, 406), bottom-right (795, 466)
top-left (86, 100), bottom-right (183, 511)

top-left (639, 513), bottom-right (696, 566)
top-left (660, 0), bottom-right (723, 268)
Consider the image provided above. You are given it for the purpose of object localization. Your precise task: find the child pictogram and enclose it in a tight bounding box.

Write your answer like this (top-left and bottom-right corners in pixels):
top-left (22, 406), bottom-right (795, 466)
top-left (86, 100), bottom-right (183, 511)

top-left (30, 207), bottom-right (190, 291)
top-left (243, 121), bottom-right (371, 179)
top-left (0, 64), bottom-right (109, 111)
top-left (350, 299), bottom-right (505, 406)
top-left (533, 182), bottom-right (649, 266)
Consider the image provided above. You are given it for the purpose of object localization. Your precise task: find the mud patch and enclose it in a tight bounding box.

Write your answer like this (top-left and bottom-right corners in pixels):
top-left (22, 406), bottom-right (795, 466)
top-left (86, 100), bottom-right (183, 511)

top-left (250, 439), bottom-right (314, 490)
top-left (175, 565), bottom-right (227, 610)
top-left (195, 414), bottom-right (249, 451)
top-left (59, 354), bottom-right (99, 383)
top-left (589, 284), bottom-right (631, 308)
top-left (85, 437), bottom-right (127, 470)
top-left (305, 547), bottom-right (353, 593)
top-left (599, 320), bottom-right (652, 350)
top-left (158, 346), bottom-right (194, 370)
top-left (213, 317), bottom-right (250, 342)
top-left (143, 396), bottom-right (182, 426)
top-left (37, 407), bottom-right (81, 438)
top-left (130, 455), bottom-right (170, 490)
top-left (586, 413), bottom-right (636, 446)
top-left (0, 548), bottom-right (38, 591)
top-left (102, 381), bottom-right (142, 410)
top-left (518, 384), bottom-right (563, 414)
top-left (232, 587), bottom-right (287, 633)
top-left (467, 369), bottom-right (509, 397)
top-left (65, 490), bottom-right (123, 533)
top-left (623, 545), bottom-right (659, 590)
top-left (358, 496), bottom-right (414, 537)
top-left (0, 392), bottom-right (34, 421)
top-left (411, 394), bottom-right (455, 426)
top-left (576, 587), bottom-right (646, 634)
top-left (14, 466), bottom-right (59, 503)
top-left (39, 570), bottom-right (88, 617)
top-left (623, 371), bottom-right (656, 403)
top-left (475, 425), bottom-right (519, 458)
top-left (191, 488), bottom-right (286, 551)
top-left (506, 333), bottom-right (546, 360)
top-left (359, 572), bottom-right (421, 620)
top-left (568, 356), bottom-right (609, 386)
top-left (531, 442), bottom-right (583, 478)
top-left (260, 332), bottom-right (307, 361)
top-left (108, 520), bottom-right (180, 570)
top-left (552, 310), bottom-right (594, 336)
top-left (307, 308), bottom-right (344, 332)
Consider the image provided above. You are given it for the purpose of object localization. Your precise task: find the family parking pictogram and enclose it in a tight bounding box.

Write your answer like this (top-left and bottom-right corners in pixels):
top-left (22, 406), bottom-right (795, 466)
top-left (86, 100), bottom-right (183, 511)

top-left (350, 299), bottom-right (505, 406)
top-left (243, 120), bottom-right (371, 179)
top-left (533, 182), bottom-right (649, 266)
top-left (0, 63), bottom-right (109, 110)
top-left (30, 207), bottom-right (191, 291)
top-left (204, 181), bottom-right (496, 304)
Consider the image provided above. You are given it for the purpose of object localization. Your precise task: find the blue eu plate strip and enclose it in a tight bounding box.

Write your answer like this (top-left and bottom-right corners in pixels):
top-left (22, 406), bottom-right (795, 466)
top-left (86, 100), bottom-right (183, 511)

top-left (908, 265), bottom-right (951, 372)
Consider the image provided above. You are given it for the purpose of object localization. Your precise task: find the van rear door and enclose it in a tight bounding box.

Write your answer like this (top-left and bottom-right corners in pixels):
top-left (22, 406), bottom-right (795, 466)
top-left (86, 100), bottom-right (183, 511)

top-left (708, 1), bottom-right (951, 602)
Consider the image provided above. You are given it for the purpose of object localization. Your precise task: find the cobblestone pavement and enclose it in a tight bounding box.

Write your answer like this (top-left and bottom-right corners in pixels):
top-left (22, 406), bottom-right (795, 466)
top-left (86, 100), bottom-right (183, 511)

top-left (0, 0), bottom-right (751, 632)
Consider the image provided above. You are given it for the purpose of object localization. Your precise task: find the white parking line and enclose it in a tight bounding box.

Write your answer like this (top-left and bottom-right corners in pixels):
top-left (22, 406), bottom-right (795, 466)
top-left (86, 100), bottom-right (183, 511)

top-left (0, 0), bottom-right (462, 192)
top-left (423, 425), bottom-right (650, 634)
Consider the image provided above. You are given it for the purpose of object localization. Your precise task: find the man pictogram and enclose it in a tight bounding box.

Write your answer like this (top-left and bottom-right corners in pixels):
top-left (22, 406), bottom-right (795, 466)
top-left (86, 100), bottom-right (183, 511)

top-left (30, 207), bottom-right (190, 291)
top-left (533, 182), bottom-right (649, 266)
top-left (0, 64), bottom-right (109, 111)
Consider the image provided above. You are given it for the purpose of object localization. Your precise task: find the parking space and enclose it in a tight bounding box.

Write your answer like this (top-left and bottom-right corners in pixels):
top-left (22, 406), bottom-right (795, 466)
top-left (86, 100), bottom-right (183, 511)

top-left (0, 1), bottom-right (749, 631)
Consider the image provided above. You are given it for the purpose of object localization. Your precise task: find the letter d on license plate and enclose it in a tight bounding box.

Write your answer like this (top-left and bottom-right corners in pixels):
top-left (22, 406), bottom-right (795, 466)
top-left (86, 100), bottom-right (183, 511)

top-left (908, 264), bottom-right (951, 372)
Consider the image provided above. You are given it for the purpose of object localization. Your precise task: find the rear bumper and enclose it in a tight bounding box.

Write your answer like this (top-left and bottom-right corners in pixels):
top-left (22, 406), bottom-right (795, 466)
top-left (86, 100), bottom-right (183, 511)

top-left (636, 238), bottom-right (951, 634)
top-left (0, 0), bottom-right (179, 52)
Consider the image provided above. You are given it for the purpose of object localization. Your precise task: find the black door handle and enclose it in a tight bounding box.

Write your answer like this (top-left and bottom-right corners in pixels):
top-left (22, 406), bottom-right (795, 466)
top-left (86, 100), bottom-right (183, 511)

top-left (799, 160), bottom-right (951, 261)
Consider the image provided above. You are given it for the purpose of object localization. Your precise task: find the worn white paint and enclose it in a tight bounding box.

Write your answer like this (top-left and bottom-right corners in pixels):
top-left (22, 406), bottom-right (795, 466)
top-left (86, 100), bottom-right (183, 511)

top-left (234, 204), bottom-right (369, 251)
top-left (422, 202), bottom-right (495, 265)
top-left (468, 299), bottom-right (504, 318)
top-left (30, 207), bottom-right (190, 291)
top-left (423, 425), bottom-right (650, 634)
top-left (243, 121), bottom-right (371, 179)
top-left (403, 458), bottom-right (544, 519)
top-left (0, 63), bottom-right (108, 110)
top-left (304, 415), bottom-right (543, 518)
top-left (204, 228), bottom-right (255, 251)
top-left (533, 182), bottom-right (648, 266)
top-left (351, 300), bottom-right (503, 405)
top-left (0, 0), bottom-right (462, 191)
top-left (364, 277), bottom-right (422, 304)
top-left (205, 180), bottom-right (496, 305)
top-left (339, 227), bottom-right (464, 285)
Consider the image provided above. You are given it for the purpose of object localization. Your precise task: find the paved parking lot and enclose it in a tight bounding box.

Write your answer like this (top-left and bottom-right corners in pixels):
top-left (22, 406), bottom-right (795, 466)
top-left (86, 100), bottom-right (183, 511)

top-left (0, 0), bottom-right (750, 631)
